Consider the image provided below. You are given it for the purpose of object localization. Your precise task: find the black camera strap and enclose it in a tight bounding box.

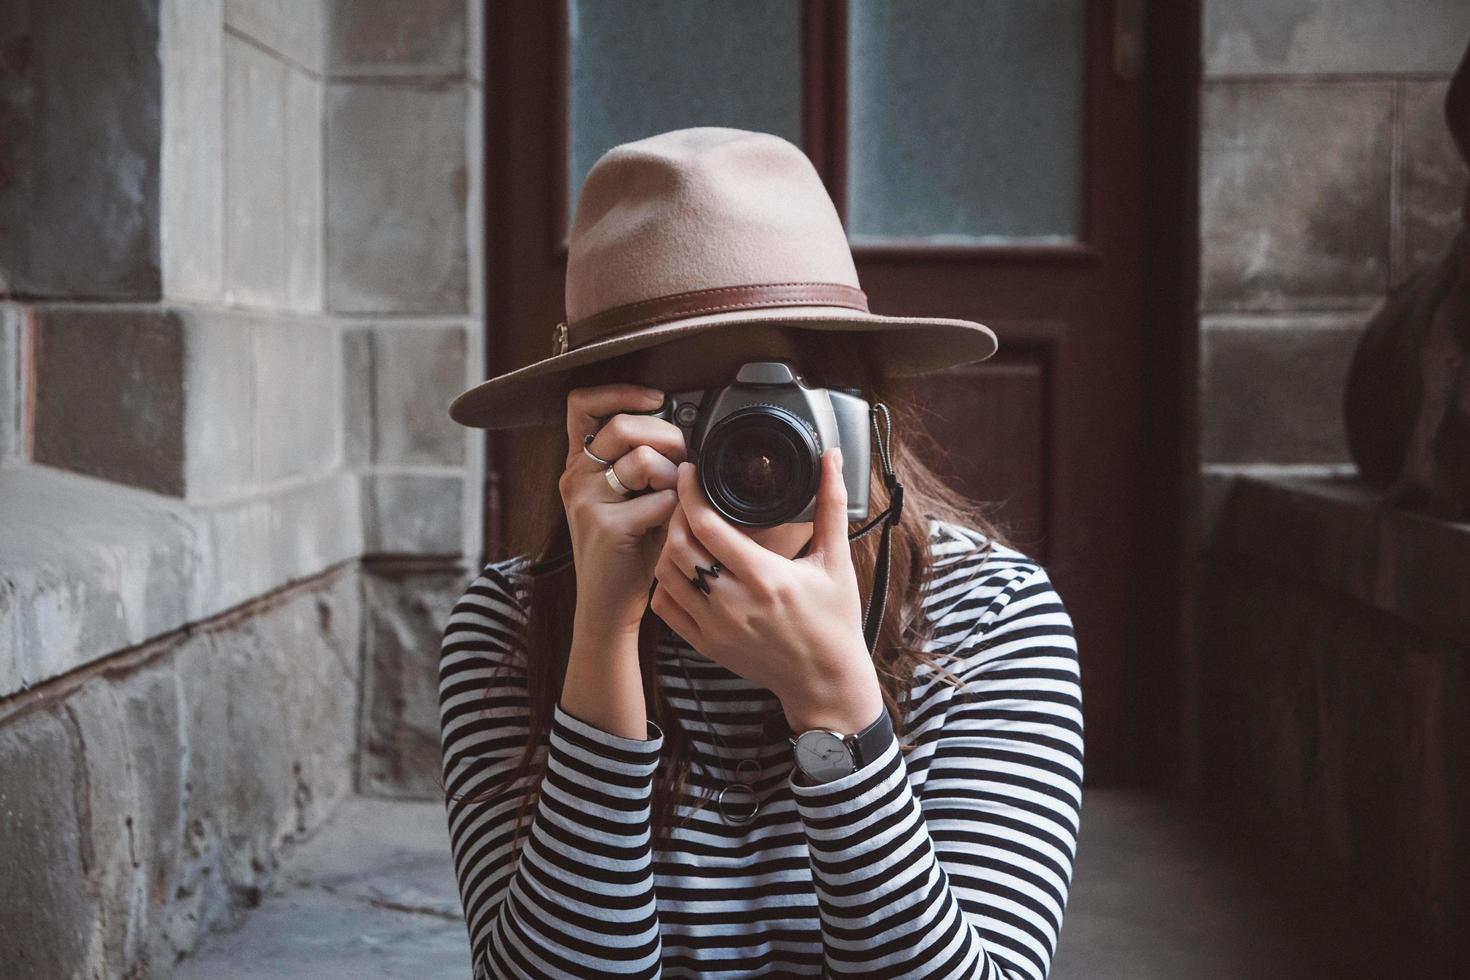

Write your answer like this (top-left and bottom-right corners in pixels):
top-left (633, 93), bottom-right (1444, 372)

top-left (521, 402), bottom-right (905, 657)
top-left (847, 402), bottom-right (903, 655)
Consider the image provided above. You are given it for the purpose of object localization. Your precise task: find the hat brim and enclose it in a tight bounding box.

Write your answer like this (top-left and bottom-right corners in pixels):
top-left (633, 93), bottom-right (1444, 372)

top-left (447, 305), bottom-right (999, 430)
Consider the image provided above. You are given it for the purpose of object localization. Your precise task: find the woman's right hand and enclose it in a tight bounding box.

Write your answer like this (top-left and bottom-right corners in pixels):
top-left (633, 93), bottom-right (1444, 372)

top-left (561, 383), bottom-right (687, 637)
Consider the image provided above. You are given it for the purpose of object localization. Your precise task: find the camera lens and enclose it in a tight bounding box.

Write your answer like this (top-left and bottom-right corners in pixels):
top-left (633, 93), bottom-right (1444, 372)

top-left (700, 405), bottom-right (819, 527)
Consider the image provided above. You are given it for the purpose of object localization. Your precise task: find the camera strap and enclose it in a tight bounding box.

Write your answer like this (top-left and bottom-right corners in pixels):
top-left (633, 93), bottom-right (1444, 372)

top-left (846, 402), bottom-right (904, 655)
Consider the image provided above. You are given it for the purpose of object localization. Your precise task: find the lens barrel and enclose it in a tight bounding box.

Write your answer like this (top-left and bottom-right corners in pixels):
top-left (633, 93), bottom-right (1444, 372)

top-left (699, 405), bottom-right (820, 527)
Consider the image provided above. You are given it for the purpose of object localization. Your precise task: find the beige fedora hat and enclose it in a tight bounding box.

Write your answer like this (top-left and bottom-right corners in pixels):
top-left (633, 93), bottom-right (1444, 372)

top-left (448, 126), bottom-right (998, 430)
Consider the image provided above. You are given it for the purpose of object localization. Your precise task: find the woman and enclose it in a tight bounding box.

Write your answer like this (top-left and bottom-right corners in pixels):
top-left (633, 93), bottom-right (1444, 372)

top-left (438, 127), bottom-right (1083, 979)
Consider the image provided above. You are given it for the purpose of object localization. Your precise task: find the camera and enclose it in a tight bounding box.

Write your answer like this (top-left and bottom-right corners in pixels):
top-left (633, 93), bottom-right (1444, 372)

top-left (632, 360), bottom-right (871, 528)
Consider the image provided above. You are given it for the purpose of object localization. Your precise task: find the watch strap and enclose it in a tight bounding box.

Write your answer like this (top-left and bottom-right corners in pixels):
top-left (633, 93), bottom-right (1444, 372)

top-left (850, 705), bottom-right (895, 769)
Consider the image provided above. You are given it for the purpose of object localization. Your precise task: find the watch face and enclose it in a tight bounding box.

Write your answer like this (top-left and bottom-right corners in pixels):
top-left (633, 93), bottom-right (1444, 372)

top-left (794, 731), bottom-right (853, 782)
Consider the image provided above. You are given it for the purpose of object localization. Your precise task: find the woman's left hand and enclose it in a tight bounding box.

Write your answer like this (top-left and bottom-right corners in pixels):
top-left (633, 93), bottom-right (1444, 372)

top-left (650, 447), bottom-right (883, 732)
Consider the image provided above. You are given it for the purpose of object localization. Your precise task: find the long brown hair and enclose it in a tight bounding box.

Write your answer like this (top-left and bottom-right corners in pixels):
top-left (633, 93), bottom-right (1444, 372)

top-left (446, 329), bottom-right (1015, 857)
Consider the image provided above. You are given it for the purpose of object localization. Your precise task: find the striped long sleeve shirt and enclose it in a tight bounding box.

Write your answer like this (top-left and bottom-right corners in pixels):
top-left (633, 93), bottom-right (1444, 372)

top-left (437, 517), bottom-right (1083, 979)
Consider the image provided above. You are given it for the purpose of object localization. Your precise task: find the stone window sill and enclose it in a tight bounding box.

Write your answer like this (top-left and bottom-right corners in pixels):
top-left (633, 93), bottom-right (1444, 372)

top-left (1203, 471), bottom-right (1470, 647)
top-left (0, 462), bottom-right (362, 698)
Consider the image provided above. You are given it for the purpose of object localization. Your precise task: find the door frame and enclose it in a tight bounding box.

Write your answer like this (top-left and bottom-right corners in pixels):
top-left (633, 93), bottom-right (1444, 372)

top-left (479, 0), bottom-right (1201, 788)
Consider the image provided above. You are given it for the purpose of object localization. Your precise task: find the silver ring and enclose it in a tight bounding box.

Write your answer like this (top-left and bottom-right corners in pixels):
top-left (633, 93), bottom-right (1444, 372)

top-left (582, 432), bottom-right (615, 467)
top-left (603, 464), bottom-right (632, 496)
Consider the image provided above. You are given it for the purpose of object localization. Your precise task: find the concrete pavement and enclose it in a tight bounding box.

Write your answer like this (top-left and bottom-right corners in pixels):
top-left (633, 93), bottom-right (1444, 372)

top-left (177, 789), bottom-right (1411, 979)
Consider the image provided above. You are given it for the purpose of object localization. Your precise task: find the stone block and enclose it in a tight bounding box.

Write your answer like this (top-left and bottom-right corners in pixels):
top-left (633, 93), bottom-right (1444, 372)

top-left (32, 307), bottom-right (187, 496)
top-left (0, 467), bottom-right (199, 696)
top-left (1201, 81), bottom-right (1393, 312)
top-left (1378, 507), bottom-right (1470, 647)
top-left (465, 82), bottom-right (484, 315)
top-left (183, 311), bottom-right (257, 502)
top-left (467, 0), bottom-right (482, 83)
top-left (0, 462), bottom-right (364, 699)
top-left (284, 68), bottom-right (325, 310)
top-left (224, 34), bottom-right (287, 309)
top-left (183, 307), bottom-right (344, 500)
top-left (27, 305), bottom-right (348, 502)
top-left (342, 326), bottom-right (374, 465)
top-left (0, 709), bottom-right (90, 979)
top-left (1204, 474), bottom-right (1379, 602)
top-left (110, 666), bottom-right (188, 961)
top-left (253, 314), bottom-right (341, 484)
top-left (225, 0), bottom-right (325, 74)
top-left (222, 36), bottom-right (323, 311)
top-left (1199, 315), bottom-right (1364, 463)
top-left (360, 470), bottom-right (463, 555)
top-left (326, 0), bottom-right (467, 77)
top-left (363, 323), bottom-right (469, 466)
top-left (325, 81), bottom-right (469, 314)
top-left (119, 583), bottom-right (303, 958)
top-left (1205, 0), bottom-right (1470, 77)
top-left (359, 564), bottom-right (468, 797)
top-left (0, 0), bottom-right (161, 299)
top-left (197, 470), bottom-right (362, 610)
top-left (1399, 80), bottom-right (1469, 283)
top-left (30, 305), bottom-right (352, 500)
top-left (62, 682), bottom-right (152, 975)
top-left (1206, 473), bottom-right (1470, 647)
top-left (246, 570), bottom-right (361, 839)
top-left (161, 0), bottom-right (225, 302)
top-left (0, 303), bottom-right (23, 461)
top-left (172, 566), bottom-right (361, 952)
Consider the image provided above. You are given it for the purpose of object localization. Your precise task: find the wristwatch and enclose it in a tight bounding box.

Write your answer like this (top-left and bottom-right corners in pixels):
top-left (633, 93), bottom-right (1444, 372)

top-left (788, 706), bottom-right (895, 785)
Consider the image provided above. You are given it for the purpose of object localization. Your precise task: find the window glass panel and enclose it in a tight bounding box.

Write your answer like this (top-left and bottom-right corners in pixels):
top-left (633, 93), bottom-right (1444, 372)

top-left (847, 0), bottom-right (1085, 244)
top-left (568, 0), bottom-right (803, 227)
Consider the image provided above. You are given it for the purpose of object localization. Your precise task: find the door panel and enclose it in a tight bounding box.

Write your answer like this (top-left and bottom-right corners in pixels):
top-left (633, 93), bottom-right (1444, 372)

top-left (892, 336), bottom-right (1058, 560)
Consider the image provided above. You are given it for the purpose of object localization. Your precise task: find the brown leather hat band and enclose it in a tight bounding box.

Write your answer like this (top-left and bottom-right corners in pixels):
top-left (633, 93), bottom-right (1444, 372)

top-left (561, 281), bottom-right (869, 353)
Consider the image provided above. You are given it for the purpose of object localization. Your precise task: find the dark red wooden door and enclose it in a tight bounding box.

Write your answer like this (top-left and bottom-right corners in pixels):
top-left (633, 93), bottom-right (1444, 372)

top-left (481, 0), bottom-right (1194, 785)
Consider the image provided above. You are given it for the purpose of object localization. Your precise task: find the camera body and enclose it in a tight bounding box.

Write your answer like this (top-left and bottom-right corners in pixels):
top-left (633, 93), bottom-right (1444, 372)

top-left (634, 361), bottom-right (871, 528)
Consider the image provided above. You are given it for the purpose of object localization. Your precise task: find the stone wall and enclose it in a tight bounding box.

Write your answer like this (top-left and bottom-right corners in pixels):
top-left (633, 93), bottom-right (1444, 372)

top-left (0, 0), bottom-right (484, 975)
top-left (1188, 1), bottom-right (1470, 777)
top-left (1189, 2), bottom-right (1470, 971)
top-left (0, 567), bottom-right (361, 978)
top-left (1199, 0), bottom-right (1470, 469)
top-left (325, 0), bottom-right (486, 799)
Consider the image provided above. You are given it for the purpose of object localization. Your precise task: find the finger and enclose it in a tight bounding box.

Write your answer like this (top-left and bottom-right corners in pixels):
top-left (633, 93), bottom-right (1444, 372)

top-left (675, 461), bottom-right (771, 581)
top-left (662, 497), bottom-right (721, 583)
top-left (650, 580), bottom-right (703, 646)
top-left (583, 413), bottom-right (686, 472)
top-left (810, 447), bottom-right (852, 570)
top-left (656, 544), bottom-right (712, 610)
top-left (600, 444), bottom-right (679, 499)
top-left (604, 486), bottom-right (679, 535)
top-left (565, 384), bottom-right (664, 462)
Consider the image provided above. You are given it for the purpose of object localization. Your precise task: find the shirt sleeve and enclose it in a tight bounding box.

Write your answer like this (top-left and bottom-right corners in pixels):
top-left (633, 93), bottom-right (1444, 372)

top-left (787, 563), bottom-right (1083, 980)
top-left (438, 561), bottom-right (667, 980)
